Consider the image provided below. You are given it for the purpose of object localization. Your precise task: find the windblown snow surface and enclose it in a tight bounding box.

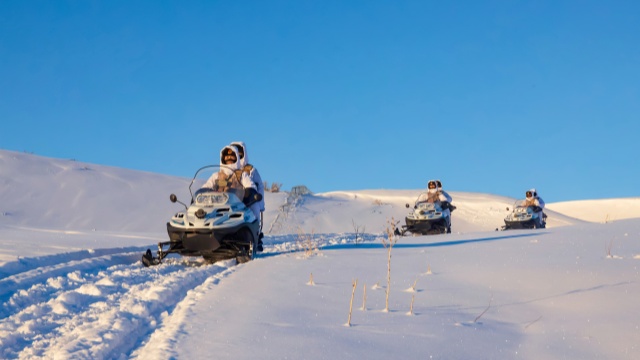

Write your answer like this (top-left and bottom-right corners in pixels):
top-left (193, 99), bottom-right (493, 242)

top-left (1, 149), bottom-right (639, 359)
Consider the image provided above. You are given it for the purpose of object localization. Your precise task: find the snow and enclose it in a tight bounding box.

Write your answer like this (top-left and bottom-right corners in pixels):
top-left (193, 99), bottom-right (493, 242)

top-left (1, 149), bottom-right (639, 359)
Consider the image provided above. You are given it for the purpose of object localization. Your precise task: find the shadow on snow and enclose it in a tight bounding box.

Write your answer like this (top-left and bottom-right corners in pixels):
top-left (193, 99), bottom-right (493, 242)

top-left (322, 232), bottom-right (546, 251)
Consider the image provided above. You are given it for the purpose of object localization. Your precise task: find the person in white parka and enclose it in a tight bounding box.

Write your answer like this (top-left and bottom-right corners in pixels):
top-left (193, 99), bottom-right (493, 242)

top-left (523, 188), bottom-right (546, 228)
top-left (436, 179), bottom-right (454, 230)
top-left (201, 146), bottom-right (257, 197)
top-left (230, 141), bottom-right (265, 252)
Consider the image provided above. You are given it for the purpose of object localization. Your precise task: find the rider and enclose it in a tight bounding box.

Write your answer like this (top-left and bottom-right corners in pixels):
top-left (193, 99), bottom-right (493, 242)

top-left (417, 180), bottom-right (453, 231)
top-left (436, 179), bottom-right (454, 227)
top-left (523, 188), bottom-right (546, 228)
top-left (418, 180), bottom-right (452, 203)
top-left (435, 180), bottom-right (453, 204)
top-left (230, 141), bottom-right (265, 252)
top-left (202, 146), bottom-right (258, 210)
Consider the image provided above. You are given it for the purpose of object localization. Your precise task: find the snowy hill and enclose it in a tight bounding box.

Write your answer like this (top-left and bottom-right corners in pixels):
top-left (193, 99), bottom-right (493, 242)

top-left (3, 149), bottom-right (637, 239)
top-left (0, 150), bottom-right (189, 233)
top-left (547, 198), bottom-right (640, 223)
top-left (1, 149), bottom-right (640, 359)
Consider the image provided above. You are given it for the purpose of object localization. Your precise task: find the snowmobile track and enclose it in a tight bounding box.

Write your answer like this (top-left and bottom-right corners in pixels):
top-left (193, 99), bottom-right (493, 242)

top-left (0, 248), bottom-right (241, 359)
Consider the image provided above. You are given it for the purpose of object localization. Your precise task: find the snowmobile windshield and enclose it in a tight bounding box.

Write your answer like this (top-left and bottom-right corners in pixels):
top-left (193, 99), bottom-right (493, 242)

top-left (414, 192), bottom-right (441, 206)
top-left (512, 200), bottom-right (535, 214)
top-left (514, 199), bottom-right (531, 208)
top-left (189, 165), bottom-right (246, 202)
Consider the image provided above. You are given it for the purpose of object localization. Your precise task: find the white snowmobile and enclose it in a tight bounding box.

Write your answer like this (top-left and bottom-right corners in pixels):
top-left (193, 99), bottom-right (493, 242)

top-left (142, 165), bottom-right (262, 267)
top-left (395, 194), bottom-right (454, 236)
top-left (501, 199), bottom-right (546, 230)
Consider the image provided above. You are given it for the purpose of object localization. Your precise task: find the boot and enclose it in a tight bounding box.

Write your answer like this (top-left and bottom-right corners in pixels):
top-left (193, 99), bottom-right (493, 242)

top-left (257, 232), bottom-right (264, 252)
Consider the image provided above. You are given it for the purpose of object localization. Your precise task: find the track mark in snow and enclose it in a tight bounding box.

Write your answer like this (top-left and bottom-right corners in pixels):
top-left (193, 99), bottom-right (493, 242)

top-left (0, 247), bottom-right (149, 312)
top-left (130, 264), bottom-right (237, 359)
top-left (0, 254), bottom-right (238, 359)
top-left (0, 246), bottom-right (148, 281)
top-left (2, 232), bottom-right (393, 359)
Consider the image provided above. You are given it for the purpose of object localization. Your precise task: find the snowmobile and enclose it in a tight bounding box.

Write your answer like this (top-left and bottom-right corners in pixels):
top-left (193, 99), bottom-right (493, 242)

top-left (142, 165), bottom-right (262, 267)
top-left (500, 199), bottom-right (546, 230)
top-left (395, 194), bottom-right (454, 236)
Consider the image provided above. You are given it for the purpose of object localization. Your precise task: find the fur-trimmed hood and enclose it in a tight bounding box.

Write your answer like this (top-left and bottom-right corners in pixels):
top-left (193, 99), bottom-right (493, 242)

top-left (230, 141), bottom-right (248, 168)
top-left (219, 146), bottom-right (241, 173)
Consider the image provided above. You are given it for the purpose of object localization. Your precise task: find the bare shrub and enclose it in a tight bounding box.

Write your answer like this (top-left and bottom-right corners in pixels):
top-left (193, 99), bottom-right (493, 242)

top-left (263, 181), bottom-right (283, 193)
top-left (270, 182), bottom-right (282, 192)
top-left (296, 228), bottom-right (319, 258)
top-left (352, 219), bottom-right (365, 245)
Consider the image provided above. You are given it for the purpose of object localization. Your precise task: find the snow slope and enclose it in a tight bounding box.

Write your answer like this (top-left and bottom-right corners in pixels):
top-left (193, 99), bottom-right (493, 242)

top-left (1, 149), bottom-right (639, 359)
top-left (547, 198), bottom-right (640, 223)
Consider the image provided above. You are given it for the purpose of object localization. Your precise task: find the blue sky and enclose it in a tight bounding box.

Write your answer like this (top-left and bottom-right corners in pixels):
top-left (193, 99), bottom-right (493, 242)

top-left (1, 1), bottom-right (638, 202)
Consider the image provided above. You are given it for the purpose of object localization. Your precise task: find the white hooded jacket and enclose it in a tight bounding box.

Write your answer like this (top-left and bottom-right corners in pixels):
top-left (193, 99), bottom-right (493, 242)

top-left (417, 180), bottom-right (451, 203)
top-left (230, 141), bottom-right (265, 212)
top-left (202, 146), bottom-right (255, 191)
top-left (524, 188), bottom-right (545, 209)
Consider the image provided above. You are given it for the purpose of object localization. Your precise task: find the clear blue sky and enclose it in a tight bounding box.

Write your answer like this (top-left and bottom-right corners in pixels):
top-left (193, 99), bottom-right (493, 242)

top-left (1, 1), bottom-right (638, 202)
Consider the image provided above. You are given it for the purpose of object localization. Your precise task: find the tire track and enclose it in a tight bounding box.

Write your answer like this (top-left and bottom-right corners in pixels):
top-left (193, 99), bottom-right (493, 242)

top-left (0, 250), bottom-right (238, 359)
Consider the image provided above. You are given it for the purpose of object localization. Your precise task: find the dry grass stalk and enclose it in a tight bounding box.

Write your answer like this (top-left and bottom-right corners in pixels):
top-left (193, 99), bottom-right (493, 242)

top-left (346, 279), bottom-right (358, 326)
top-left (409, 294), bottom-right (415, 315)
top-left (361, 283), bottom-right (367, 311)
top-left (524, 315), bottom-right (543, 329)
top-left (606, 238), bottom-right (614, 257)
top-left (308, 273), bottom-right (315, 285)
top-left (382, 217), bottom-right (400, 312)
top-left (474, 294), bottom-right (494, 323)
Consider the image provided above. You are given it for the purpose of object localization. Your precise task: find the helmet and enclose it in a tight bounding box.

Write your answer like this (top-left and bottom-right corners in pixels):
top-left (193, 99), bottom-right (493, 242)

top-left (427, 180), bottom-right (437, 190)
top-left (436, 180), bottom-right (442, 189)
